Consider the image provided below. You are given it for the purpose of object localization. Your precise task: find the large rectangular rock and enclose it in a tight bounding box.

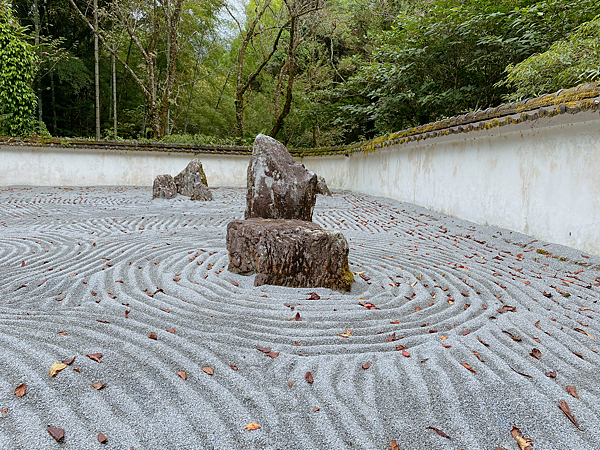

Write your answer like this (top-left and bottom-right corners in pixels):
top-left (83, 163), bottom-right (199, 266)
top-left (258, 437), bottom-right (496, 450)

top-left (227, 219), bottom-right (354, 292)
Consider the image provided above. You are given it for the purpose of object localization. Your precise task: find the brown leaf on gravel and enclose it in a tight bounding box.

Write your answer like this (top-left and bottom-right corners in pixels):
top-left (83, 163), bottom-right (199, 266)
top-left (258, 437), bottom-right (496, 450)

top-left (389, 440), bottom-right (400, 450)
top-left (362, 362), bottom-right (370, 370)
top-left (231, 281), bottom-right (239, 287)
top-left (166, 329), bottom-right (176, 334)
top-left (473, 351), bottom-right (484, 362)
top-left (86, 353), bottom-right (103, 363)
top-left (477, 336), bottom-right (490, 347)
top-left (266, 352), bottom-right (279, 358)
top-left (98, 432), bottom-right (107, 443)
top-left (497, 305), bottom-right (516, 313)
top-left (338, 328), bottom-right (352, 338)
top-left (305, 371), bottom-right (314, 384)
top-left (58, 331), bottom-right (67, 336)
top-left (462, 329), bottom-right (471, 336)
top-left (395, 344), bottom-right (407, 351)
top-left (558, 399), bottom-right (582, 430)
top-left (290, 312), bottom-right (302, 321)
top-left (566, 385), bottom-right (578, 398)
top-left (47, 425), bottom-right (65, 442)
top-left (14, 384), bottom-right (26, 397)
top-left (510, 367), bottom-right (532, 378)
top-left (49, 362), bottom-right (67, 378)
top-left (401, 350), bottom-right (410, 357)
top-left (73, 366), bottom-right (80, 373)
top-left (288, 381), bottom-right (293, 388)
top-left (426, 426), bottom-right (450, 438)
top-left (534, 320), bottom-right (541, 330)
top-left (461, 291), bottom-right (469, 297)
top-left (442, 344), bottom-right (452, 348)
top-left (545, 371), bottom-right (557, 378)
top-left (256, 346), bottom-right (271, 354)
top-left (202, 367), bottom-right (214, 376)
top-left (386, 332), bottom-right (399, 342)
top-left (571, 350), bottom-right (584, 359)
top-left (92, 382), bottom-right (104, 390)
top-left (230, 365), bottom-right (238, 371)
top-left (359, 302), bottom-right (380, 310)
top-left (173, 277), bottom-right (181, 282)
top-left (61, 357), bottom-right (75, 365)
top-left (502, 330), bottom-right (522, 341)
top-left (244, 423), bottom-right (261, 430)
top-left (530, 348), bottom-right (542, 359)
top-left (460, 362), bottom-right (477, 374)
top-left (313, 406), bottom-right (320, 412)
top-left (510, 426), bottom-right (533, 450)
top-left (177, 370), bottom-right (187, 380)
top-left (148, 332), bottom-right (157, 340)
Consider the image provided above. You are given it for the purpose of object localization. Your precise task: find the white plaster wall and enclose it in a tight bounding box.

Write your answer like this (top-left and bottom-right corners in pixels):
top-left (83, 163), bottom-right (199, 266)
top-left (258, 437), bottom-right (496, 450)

top-left (0, 146), bottom-right (250, 187)
top-left (1, 114), bottom-right (599, 254)
top-left (301, 117), bottom-right (600, 255)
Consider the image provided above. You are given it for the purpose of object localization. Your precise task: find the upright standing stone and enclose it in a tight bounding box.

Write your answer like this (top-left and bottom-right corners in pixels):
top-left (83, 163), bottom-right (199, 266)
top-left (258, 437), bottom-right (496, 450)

top-left (174, 159), bottom-right (208, 196)
top-left (245, 134), bottom-right (318, 221)
top-left (316, 176), bottom-right (332, 196)
top-left (152, 174), bottom-right (177, 199)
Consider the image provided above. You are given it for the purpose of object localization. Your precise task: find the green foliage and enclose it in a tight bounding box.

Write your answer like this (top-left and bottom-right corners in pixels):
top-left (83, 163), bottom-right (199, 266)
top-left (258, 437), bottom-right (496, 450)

top-left (502, 15), bottom-right (600, 100)
top-left (315, 0), bottom-right (600, 142)
top-left (0, 2), bottom-right (38, 136)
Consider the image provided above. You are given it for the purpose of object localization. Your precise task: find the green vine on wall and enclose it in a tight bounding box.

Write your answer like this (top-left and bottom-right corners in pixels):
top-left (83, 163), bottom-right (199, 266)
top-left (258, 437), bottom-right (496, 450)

top-left (0, 2), bottom-right (37, 137)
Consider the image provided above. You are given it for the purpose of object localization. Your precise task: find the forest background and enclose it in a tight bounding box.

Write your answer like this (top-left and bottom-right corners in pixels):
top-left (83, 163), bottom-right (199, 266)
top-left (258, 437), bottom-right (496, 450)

top-left (1, 0), bottom-right (599, 146)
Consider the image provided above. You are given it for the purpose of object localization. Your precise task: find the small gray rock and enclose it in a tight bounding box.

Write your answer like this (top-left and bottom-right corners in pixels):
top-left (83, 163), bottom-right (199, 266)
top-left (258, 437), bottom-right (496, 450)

top-left (316, 176), bottom-right (332, 196)
top-left (190, 183), bottom-right (213, 201)
top-left (152, 174), bottom-right (177, 199)
top-left (227, 218), bottom-right (353, 292)
top-left (245, 134), bottom-right (317, 221)
top-left (175, 159), bottom-right (208, 196)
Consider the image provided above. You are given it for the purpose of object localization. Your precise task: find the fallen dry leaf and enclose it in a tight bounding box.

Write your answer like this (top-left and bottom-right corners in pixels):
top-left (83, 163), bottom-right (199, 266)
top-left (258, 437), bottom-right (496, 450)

top-left (177, 370), bottom-right (187, 380)
top-left (58, 331), bottom-right (67, 336)
top-left (97, 432), bottom-right (107, 443)
top-left (290, 312), bottom-right (302, 321)
top-left (166, 328), bottom-right (176, 334)
top-left (473, 351), bottom-right (484, 362)
top-left (230, 365), bottom-right (238, 371)
top-left (14, 384), bottom-right (26, 398)
top-left (305, 371), bottom-right (314, 384)
top-left (530, 348), bottom-right (542, 359)
top-left (202, 366), bottom-right (214, 376)
top-left (477, 336), bottom-right (490, 347)
top-left (148, 332), bottom-right (157, 340)
top-left (86, 353), bottom-right (103, 363)
top-left (338, 328), bottom-right (352, 338)
top-left (61, 357), bottom-right (75, 365)
top-left (256, 346), bottom-right (271, 354)
top-left (266, 352), bottom-right (279, 358)
top-left (47, 425), bottom-right (65, 442)
top-left (244, 423), bottom-right (261, 430)
top-left (73, 365), bottom-right (80, 373)
top-left (362, 362), bottom-right (370, 370)
top-left (510, 425), bottom-right (533, 450)
top-left (558, 399), bottom-right (582, 430)
top-left (92, 382), bottom-right (104, 390)
top-left (566, 385), bottom-right (578, 399)
top-left (401, 350), bottom-right (410, 357)
top-left (389, 440), bottom-right (400, 450)
top-left (313, 406), bottom-right (320, 412)
top-left (49, 362), bottom-right (67, 378)
top-left (545, 371), bottom-right (557, 378)
top-left (460, 362), bottom-right (477, 374)
top-left (426, 426), bottom-right (450, 438)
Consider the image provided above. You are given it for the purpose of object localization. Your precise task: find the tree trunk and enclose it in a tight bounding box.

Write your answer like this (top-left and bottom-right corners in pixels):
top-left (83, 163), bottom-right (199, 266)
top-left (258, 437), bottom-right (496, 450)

top-left (112, 50), bottom-right (117, 139)
top-left (94, 0), bottom-right (100, 140)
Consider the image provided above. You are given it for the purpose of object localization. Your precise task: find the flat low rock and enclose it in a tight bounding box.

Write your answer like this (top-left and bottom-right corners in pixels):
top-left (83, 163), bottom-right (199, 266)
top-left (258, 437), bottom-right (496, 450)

top-left (175, 159), bottom-right (208, 196)
top-left (227, 218), bottom-right (354, 292)
top-left (152, 174), bottom-right (177, 199)
top-left (190, 183), bottom-right (213, 201)
top-left (245, 134), bottom-right (317, 221)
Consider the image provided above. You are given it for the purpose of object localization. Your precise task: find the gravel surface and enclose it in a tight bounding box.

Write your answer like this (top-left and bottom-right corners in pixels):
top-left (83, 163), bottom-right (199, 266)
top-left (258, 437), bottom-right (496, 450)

top-left (1, 186), bottom-right (599, 450)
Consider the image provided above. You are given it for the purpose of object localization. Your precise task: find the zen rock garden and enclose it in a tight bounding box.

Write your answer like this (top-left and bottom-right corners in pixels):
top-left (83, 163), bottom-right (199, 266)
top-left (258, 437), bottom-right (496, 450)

top-left (152, 159), bottom-right (213, 201)
top-left (226, 134), bottom-right (354, 291)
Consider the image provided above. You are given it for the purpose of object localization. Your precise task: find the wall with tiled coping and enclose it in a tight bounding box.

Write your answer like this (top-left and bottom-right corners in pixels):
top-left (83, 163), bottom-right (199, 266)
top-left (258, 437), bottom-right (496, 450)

top-left (1, 83), bottom-right (599, 254)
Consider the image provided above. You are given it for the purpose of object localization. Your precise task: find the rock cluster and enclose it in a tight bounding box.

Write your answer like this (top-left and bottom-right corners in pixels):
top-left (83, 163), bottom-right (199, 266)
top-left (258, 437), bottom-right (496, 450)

top-left (227, 134), bottom-right (353, 292)
top-left (152, 159), bottom-right (212, 201)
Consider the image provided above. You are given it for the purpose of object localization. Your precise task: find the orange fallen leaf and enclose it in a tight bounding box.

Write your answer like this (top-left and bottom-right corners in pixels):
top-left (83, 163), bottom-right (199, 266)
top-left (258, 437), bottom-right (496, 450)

top-left (166, 328), bottom-right (176, 334)
top-left (510, 425), bottom-right (533, 450)
top-left (558, 399), bottom-right (582, 430)
top-left (401, 350), bottom-right (410, 357)
top-left (47, 425), bottom-right (65, 442)
top-left (427, 426), bottom-right (450, 438)
top-left (92, 382), bottom-right (104, 390)
top-left (244, 423), bottom-right (261, 430)
top-left (14, 384), bottom-right (26, 397)
top-left (460, 362), bottom-right (477, 374)
top-left (86, 353), bottom-right (103, 363)
top-left (338, 328), bottom-right (352, 338)
top-left (97, 432), bottom-right (107, 443)
top-left (305, 371), bottom-right (314, 384)
top-left (49, 362), bottom-right (67, 378)
top-left (313, 406), bottom-right (320, 412)
top-left (362, 362), bottom-right (370, 370)
top-left (389, 440), bottom-right (400, 450)
top-left (202, 366), bottom-right (214, 375)
top-left (177, 370), bottom-right (187, 380)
